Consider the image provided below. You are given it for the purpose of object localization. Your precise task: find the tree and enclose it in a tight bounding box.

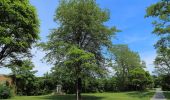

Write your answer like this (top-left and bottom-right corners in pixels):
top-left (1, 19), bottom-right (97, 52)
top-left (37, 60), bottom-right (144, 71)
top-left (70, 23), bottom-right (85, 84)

top-left (146, 0), bottom-right (170, 74)
top-left (128, 68), bottom-right (153, 90)
top-left (0, 0), bottom-right (39, 66)
top-left (152, 75), bottom-right (161, 88)
top-left (61, 46), bottom-right (100, 96)
top-left (8, 60), bottom-right (37, 95)
top-left (154, 47), bottom-right (170, 74)
top-left (35, 73), bottom-right (56, 95)
top-left (110, 45), bottom-right (144, 90)
top-left (161, 74), bottom-right (170, 91)
top-left (39, 0), bottom-right (118, 99)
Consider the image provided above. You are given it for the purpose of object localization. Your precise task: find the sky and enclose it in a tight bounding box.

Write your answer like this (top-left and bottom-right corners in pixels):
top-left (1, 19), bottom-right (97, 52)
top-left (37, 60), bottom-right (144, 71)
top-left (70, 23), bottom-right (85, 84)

top-left (0, 0), bottom-right (159, 76)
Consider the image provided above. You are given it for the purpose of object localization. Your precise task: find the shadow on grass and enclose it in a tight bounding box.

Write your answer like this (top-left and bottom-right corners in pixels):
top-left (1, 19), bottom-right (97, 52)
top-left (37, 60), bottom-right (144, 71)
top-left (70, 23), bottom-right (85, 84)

top-left (126, 91), bottom-right (155, 99)
top-left (163, 91), bottom-right (170, 99)
top-left (35, 94), bottom-right (104, 100)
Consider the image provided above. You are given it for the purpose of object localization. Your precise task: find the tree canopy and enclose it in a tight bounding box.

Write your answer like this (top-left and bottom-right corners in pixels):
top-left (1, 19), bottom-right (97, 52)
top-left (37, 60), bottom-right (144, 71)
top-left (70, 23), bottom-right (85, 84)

top-left (9, 60), bottom-right (37, 95)
top-left (39, 0), bottom-right (118, 99)
top-left (0, 0), bottom-right (39, 66)
top-left (109, 45), bottom-right (151, 90)
top-left (146, 0), bottom-right (170, 74)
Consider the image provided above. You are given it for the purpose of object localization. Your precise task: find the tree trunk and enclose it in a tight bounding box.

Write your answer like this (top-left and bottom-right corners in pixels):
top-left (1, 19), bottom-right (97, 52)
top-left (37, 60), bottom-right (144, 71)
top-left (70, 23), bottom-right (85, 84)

top-left (76, 78), bottom-right (82, 100)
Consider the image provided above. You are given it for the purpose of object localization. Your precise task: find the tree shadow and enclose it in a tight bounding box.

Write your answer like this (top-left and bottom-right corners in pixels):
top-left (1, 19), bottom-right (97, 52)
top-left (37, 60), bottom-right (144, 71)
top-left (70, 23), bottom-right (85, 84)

top-left (36, 94), bottom-right (104, 100)
top-left (163, 91), bottom-right (170, 99)
top-left (126, 91), bottom-right (155, 99)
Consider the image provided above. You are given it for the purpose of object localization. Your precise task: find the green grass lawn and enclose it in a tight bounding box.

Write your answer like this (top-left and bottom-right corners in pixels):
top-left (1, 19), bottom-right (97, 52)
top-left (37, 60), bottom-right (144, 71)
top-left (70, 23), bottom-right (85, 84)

top-left (11, 91), bottom-right (155, 100)
top-left (164, 91), bottom-right (170, 100)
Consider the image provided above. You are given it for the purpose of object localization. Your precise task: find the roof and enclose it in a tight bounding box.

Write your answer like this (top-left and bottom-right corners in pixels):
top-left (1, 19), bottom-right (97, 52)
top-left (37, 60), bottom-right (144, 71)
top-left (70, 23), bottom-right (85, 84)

top-left (0, 74), bottom-right (8, 77)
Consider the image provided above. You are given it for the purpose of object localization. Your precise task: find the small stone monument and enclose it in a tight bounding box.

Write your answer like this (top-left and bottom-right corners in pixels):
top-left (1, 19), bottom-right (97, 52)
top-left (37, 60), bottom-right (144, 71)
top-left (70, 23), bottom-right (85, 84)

top-left (56, 84), bottom-right (62, 94)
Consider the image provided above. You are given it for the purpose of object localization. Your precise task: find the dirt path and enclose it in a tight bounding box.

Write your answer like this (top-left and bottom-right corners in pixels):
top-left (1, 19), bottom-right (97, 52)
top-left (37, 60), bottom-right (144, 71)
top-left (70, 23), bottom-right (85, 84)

top-left (151, 88), bottom-right (166, 100)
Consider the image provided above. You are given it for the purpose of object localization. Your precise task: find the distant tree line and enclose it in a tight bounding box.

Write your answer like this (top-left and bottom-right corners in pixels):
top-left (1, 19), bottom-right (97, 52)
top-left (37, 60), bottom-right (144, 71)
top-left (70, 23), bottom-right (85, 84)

top-left (42, 45), bottom-right (153, 94)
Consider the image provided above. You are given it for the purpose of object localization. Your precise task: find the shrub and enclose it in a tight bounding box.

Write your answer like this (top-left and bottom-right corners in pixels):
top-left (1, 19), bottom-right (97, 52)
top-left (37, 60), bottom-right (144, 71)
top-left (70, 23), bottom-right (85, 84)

top-left (0, 84), bottom-right (12, 99)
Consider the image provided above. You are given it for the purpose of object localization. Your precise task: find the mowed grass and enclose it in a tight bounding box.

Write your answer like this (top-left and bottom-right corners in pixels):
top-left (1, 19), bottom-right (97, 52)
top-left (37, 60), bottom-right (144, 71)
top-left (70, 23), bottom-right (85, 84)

top-left (11, 91), bottom-right (155, 100)
top-left (164, 91), bottom-right (170, 100)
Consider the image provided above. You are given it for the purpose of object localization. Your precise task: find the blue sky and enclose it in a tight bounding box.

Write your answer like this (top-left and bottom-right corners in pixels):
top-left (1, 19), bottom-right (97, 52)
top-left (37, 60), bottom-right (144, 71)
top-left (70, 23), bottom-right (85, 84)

top-left (0, 0), bottom-right (159, 76)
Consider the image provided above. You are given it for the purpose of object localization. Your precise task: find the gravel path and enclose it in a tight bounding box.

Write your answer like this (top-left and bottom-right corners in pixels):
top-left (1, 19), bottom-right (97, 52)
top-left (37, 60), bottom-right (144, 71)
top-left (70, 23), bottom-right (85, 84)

top-left (151, 88), bottom-right (166, 100)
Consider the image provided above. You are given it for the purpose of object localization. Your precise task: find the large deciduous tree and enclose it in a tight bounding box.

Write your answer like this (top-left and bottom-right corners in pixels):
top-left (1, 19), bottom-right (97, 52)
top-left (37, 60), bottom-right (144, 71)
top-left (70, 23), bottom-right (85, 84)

top-left (0, 0), bottom-right (39, 66)
top-left (146, 0), bottom-right (170, 74)
top-left (39, 0), bottom-right (118, 99)
top-left (110, 45), bottom-right (146, 90)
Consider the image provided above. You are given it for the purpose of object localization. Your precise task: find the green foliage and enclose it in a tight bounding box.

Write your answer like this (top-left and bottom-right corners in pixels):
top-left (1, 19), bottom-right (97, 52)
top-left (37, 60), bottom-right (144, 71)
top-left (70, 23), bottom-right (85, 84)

top-left (64, 46), bottom-right (101, 79)
top-left (39, 0), bottom-right (118, 98)
top-left (154, 47), bottom-right (170, 74)
top-left (164, 91), bottom-right (170, 99)
top-left (152, 75), bottom-right (162, 88)
top-left (0, 84), bottom-right (13, 99)
top-left (9, 60), bottom-right (38, 96)
top-left (82, 77), bottom-right (117, 93)
top-left (82, 78), bottom-right (104, 93)
top-left (161, 74), bottom-right (170, 91)
top-left (110, 45), bottom-right (147, 91)
top-left (0, 0), bottom-right (39, 65)
top-left (146, 0), bottom-right (170, 74)
top-left (128, 68), bottom-right (153, 91)
top-left (110, 45), bottom-right (142, 69)
top-left (39, 0), bottom-right (118, 71)
top-left (35, 75), bottom-right (56, 95)
top-left (146, 0), bottom-right (170, 35)
top-left (43, 72), bottom-right (118, 94)
top-left (103, 77), bottom-right (117, 92)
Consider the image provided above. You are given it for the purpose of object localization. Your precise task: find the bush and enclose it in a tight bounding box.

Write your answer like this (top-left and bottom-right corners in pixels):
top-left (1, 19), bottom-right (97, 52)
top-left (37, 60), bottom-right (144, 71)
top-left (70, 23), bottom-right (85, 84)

top-left (0, 84), bottom-right (12, 99)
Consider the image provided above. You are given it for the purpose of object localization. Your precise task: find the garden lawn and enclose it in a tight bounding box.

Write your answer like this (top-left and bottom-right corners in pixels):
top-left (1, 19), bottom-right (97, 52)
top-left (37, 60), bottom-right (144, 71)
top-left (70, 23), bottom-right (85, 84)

top-left (11, 91), bottom-right (155, 100)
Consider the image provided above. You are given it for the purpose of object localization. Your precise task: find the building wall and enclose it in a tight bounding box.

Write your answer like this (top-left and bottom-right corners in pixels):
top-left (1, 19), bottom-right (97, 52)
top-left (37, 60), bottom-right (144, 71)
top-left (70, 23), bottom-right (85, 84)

top-left (0, 75), bottom-right (13, 86)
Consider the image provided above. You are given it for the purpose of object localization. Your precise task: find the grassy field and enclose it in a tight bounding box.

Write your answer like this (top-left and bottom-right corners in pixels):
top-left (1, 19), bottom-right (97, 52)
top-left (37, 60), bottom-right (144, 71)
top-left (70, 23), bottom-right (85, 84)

top-left (164, 91), bottom-right (170, 100)
top-left (11, 91), bottom-right (155, 100)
